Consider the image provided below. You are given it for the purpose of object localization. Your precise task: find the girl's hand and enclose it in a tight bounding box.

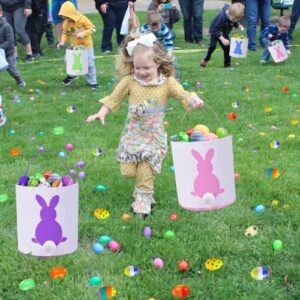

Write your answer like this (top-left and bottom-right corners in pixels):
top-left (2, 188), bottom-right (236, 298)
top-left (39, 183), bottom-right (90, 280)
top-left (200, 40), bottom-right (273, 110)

top-left (268, 33), bottom-right (273, 39)
top-left (57, 41), bottom-right (64, 48)
top-left (189, 95), bottom-right (204, 109)
top-left (100, 3), bottom-right (108, 14)
top-left (287, 49), bottom-right (291, 55)
top-left (86, 105), bottom-right (110, 125)
top-left (238, 24), bottom-right (244, 32)
top-left (24, 8), bottom-right (32, 16)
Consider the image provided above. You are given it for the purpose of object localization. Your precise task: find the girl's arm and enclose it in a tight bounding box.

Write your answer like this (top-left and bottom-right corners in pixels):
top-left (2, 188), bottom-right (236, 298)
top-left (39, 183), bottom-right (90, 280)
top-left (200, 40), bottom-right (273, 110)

top-left (86, 105), bottom-right (110, 125)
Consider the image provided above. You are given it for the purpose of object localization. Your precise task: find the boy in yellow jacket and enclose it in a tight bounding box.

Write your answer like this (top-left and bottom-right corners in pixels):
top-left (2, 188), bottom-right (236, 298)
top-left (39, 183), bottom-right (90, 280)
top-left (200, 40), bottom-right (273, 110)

top-left (57, 1), bottom-right (99, 89)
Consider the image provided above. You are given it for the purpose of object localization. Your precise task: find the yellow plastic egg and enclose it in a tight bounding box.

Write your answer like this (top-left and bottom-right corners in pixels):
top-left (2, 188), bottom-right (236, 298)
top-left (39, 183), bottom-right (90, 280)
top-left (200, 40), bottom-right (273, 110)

top-left (194, 124), bottom-right (209, 134)
top-left (94, 208), bottom-right (110, 219)
top-left (205, 258), bottom-right (223, 271)
top-left (244, 226), bottom-right (259, 237)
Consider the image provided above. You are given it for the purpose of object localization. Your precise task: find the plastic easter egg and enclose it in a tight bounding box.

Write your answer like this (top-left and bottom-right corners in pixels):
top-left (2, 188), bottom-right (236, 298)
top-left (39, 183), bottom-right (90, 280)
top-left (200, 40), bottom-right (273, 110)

top-left (44, 240), bottom-right (56, 253)
top-left (205, 258), bottom-right (223, 271)
top-left (50, 266), bottom-right (68, 279)
top-left (94, 208), bottom-right (110, 219)
top-left (18, 175), bottom-right (29, 186)
top-left (19, 278), bottom-right (36, 291)
top-left (76, 160), bottom-right (85, 168)
top-left (272, 240), bottom-right (283, 251)
top-left (93, 243), bottom-right (105, 254)
top-left (168, 213), bottom-right (179, 220)
top-left (178, 131), bottom-right (189, 142)
top-left (124, 265), bottom-right (140, 277)
top-left (270, 140), bottom-right (281, 149)
top-left (264, 106), bottom-right (272, 112)
top-left (242, 86), bottom-right (249, 93)
top-left (38, 146), bottom-right (45, 153)
top-left (66, 143), bottom-right (74, 151)
top-left (250, 266), bottom-right (271, 280)
top-left (164, 230), bottom-right (176, 238)
top-left (98, 286), bottom-right (116, 299)
top-left (169, 165), bottom-right (175, 173)
top-left (106, 82), bottom-right (113, 88)
top-left (28, 88), bottom-right (34, 94)
top-left (43, 170), bottom-right (52, 180)
top-left (108, 240), bottom-right (120, 252)
top-left (11, 95), bottom-right (20, 102)
top-left (52, 126), bottom-right (65, 135)
top-left (77, 171), bottom-right (86, 179)
top-left (231, 102), bottom-right (240, 108)
top-left (122, 213), bottom-right (131, 221)
top-left (271, 199), bottom-right (280, 206)
top-left (0, 193), bottom-right (9, 203)
top-left (96, 185), bottom-right (107, 191)
top-left (33, 173), bottom-right (44, 181)
top-left (170, 134), bottom-right (178, 141)
top-left (10, 148), bottom-right (21, 156)
top-left (254, 204), bottom-right (266, 214)
top-left (9, 129), bottom-right (16, 135)
top-left (194, 124), bottom-right (209, 134)
top-left (28, 178), bottom-right (40, 187)
top-left (143, 226), bottom-right (152, 237)
top-left (287, 134), bottom-right (296, 140)
top-left (227, 112), bottom-right (237, 120)
top-left (61, 175), bottom-right (74, 186)
top-left (281, 86), bottom-right (288, 92)
top-left (195, 81), bottom-right (202, 87)
top-left (204, 132), bottom-right (218, 141)
top-left (244, 226), bottom-right (258, 237)
top-left (178, 260), bottom-right (190, 271)
top-left (190, 131), bottom-right (205, 142)
top-left (171, 285), bottom-right (190, 298)
top-left (216, 127), bottom-right (228, 138)
top-left (153, 258), bottom-right (164, 269)
top-left (66, 106), bottom-right (76, 113)
top-left (51, 179), bottom-right (62, 187)
top-left (58, 151), bottom-right (66, 158)
top-left (93, 149), bottom-right (103, 156)
top-left (291, 118), bottom-right (298, 125)
top-left (29, 96), bottom-right (35, 101)
top-left (265, 168), bottom-right (280, 178)
top-left (186, 128), bottom-right (194, 136)
top-left (182, 82), bottom-right (189, 88)
top-left (89, 276), bottom-right (102, 286)
top-left (98, 235), bottom-right (112, 245)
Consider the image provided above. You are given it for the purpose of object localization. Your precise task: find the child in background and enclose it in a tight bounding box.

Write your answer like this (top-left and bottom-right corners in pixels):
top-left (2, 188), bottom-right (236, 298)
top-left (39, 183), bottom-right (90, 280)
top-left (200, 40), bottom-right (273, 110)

top-left (0, 95), bottom-right (6, 128)
top-left (148, 0), bottom-right (181, 41)
top-left (0, 4), bottom-right (26, 87)
top-left (200, 2), bottom-right (244, 69)
top-left (141, 11), bottom-right (179, 79)
top-left (86, 33), bottom-right (204, 217)
top-left (57, 1), bottom-right (99, 89)
top-left (260, 16), bottom-right (290, 64)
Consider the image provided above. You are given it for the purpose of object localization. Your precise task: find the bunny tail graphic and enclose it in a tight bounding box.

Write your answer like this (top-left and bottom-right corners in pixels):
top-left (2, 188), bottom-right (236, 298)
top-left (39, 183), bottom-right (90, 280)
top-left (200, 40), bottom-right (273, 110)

top-left (32, 194), bottom-right (67, 246)
top-left (190, 149), bottom-right (225, 198)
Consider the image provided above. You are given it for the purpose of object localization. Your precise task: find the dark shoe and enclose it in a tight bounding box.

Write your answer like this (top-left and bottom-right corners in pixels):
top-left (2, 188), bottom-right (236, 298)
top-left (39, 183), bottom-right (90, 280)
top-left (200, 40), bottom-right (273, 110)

top-left (103, 50), bottom-right (112, 54)
top-left (196, 40), bottom-right (205, 47)
top-left (62, 76), bottom-right (77, 86)
top-left (32, 53), bottom-right (41, 58)
top-left (17, 81), bottom-right (26, 88)
top-left (25, 55), bottom-right (34, 62)
top-left (89, 84), bottom-right (101, 90)
top-left (200, 59), bottom-right (207, 68)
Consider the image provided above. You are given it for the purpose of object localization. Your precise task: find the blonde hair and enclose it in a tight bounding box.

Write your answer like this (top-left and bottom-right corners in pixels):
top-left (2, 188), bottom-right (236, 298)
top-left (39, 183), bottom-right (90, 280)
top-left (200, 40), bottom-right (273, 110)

top-left (279, 16), bottom-right (290, 28)
top-left (116, 33), bottom-right (174, 78)
top-left (147, 11), bottom-right (162, 26)
top-left (228, 3), bottom-right (245, 20)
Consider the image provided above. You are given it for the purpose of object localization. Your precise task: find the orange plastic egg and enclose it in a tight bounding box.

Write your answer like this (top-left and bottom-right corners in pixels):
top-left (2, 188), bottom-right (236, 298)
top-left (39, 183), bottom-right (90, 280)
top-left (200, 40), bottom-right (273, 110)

top-left (50, 266), bottom-right (68, 279)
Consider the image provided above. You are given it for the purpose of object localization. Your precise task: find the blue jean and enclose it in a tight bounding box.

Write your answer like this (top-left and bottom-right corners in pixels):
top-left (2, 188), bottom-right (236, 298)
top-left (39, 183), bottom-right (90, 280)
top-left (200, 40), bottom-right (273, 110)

top-left (261, 37), bottom-right (270, 61)
top-left (288, 0), bottom-right (300, 39)
top-left (178, 0), bottom-right (204, 42)
top-left (246, 0), bottom-right (271, 50)
top-left (99, 5), bottom-right (127, 52)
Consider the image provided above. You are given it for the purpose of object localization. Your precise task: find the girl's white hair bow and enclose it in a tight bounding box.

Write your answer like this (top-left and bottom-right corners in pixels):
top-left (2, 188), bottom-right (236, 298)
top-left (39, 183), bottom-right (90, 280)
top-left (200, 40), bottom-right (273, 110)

top-left (126, 33), bottom-right (157, 56)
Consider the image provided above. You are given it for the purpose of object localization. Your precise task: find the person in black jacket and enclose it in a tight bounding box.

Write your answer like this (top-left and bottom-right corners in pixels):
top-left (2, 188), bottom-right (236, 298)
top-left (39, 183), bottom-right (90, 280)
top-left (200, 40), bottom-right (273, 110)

top-left (0, 0), bottom-right (34, 62)
top-left (95, 0), bottom-right (135, 53)
top-left (200, 3), bottom-right (244, 69)
top-left (26, 0), bottom-right (47, 57)
top-left (0, 4), bottom-right (26, 87)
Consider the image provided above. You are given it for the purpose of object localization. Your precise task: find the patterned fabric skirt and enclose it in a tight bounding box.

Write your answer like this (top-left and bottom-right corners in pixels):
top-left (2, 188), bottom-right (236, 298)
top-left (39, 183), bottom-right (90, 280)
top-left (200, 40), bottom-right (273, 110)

top-left (117, 104), bottom-right (168, 173)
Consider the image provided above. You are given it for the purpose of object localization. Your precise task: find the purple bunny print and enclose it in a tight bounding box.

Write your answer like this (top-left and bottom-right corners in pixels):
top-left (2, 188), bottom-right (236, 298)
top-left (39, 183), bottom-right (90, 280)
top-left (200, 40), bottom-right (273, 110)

top-left (32, 195), bottom-right (67, 246)
top-left (233, 40), bottom-right (243, 55)
top-left (191, 149), bottom-right (225, 198)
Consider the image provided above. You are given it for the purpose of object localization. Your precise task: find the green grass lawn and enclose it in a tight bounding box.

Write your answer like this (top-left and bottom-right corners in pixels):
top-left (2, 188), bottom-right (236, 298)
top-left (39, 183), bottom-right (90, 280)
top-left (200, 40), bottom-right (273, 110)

top-left (0, 10), bottom-right (299, 300)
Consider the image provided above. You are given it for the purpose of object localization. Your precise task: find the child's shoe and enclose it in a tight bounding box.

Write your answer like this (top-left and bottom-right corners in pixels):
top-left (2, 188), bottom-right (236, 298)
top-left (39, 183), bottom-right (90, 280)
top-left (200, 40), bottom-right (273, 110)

top-left (25, 54), bottom-right (34, 62)
top-left (200, 59), bottom-right (207, 68)
top-left (62, 75), bottom-right (77, 86)
top-left (89, 84), bottom-right (101, 91)
top-left (260, 59), bottom-right (267, 64)
top-left (17, 81), bottom-right (26, 88)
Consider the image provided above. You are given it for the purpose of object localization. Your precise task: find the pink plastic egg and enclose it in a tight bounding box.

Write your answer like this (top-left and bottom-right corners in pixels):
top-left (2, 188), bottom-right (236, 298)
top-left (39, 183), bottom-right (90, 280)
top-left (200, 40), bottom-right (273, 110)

top-left (152, 257), bottom-right (164, 269)
top-left (204, 132), bottom-right (218, 141)
top-left (66, 143), bottom-right (74, 151)
top-left (108, 240), bottom-right (120, 252)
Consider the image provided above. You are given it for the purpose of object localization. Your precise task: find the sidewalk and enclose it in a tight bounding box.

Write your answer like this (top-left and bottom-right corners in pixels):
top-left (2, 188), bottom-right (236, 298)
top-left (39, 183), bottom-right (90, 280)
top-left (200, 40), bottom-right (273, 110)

top-left (78, 0), bottom-right (229, 13)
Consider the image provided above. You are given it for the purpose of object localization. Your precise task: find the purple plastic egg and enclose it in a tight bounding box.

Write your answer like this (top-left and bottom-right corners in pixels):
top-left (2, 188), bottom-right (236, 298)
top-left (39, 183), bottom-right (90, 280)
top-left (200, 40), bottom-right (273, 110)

top-left (66, 144), bottom-right (74, 151)
top-left (143, 226), bottom-right (152, 237)
top-left (77, 171), bottom-right (85, 179)
top-left (76, 160), bottom-right (85, 168)
top-left (18, 176), bottom-right (29, 186)
top-left (61, 175), bottom-right (75, 186)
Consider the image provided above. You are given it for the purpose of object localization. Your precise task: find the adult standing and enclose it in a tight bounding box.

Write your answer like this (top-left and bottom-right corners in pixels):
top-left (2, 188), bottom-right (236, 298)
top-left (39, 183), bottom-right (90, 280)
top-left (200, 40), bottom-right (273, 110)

top-left (178, 0), bottom-right (204, 44)
top-left (245, 0), bottom-right (271, 51)
top-left (289, 0), bottom-right (300, 40)
top-left (0, 0), bottom-right (34, 61)
top-left (95, 0), bottom-right (135, 53)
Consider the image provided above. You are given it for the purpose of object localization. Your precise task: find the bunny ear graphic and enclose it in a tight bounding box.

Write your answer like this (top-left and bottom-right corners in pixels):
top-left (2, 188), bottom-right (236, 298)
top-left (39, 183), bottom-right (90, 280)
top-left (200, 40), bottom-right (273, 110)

top-left (50, 195), bottom-right (60, 208)
top-left (205, 149), bottom-right (215, 161)
top-left (191, 149), bottom-right (203, 161)
top-left (36, 195), bottom-right (47, 208)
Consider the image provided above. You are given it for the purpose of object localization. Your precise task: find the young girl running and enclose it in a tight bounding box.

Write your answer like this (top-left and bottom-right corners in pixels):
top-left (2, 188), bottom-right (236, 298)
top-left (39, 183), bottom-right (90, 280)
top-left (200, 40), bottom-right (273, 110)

top-left (87, 32), bottom-right (204, 217)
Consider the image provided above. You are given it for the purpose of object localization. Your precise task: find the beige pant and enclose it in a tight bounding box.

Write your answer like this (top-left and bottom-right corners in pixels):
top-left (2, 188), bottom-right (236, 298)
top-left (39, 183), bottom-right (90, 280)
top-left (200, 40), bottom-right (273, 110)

top-left (120, 161), bottom-right (154, 193)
